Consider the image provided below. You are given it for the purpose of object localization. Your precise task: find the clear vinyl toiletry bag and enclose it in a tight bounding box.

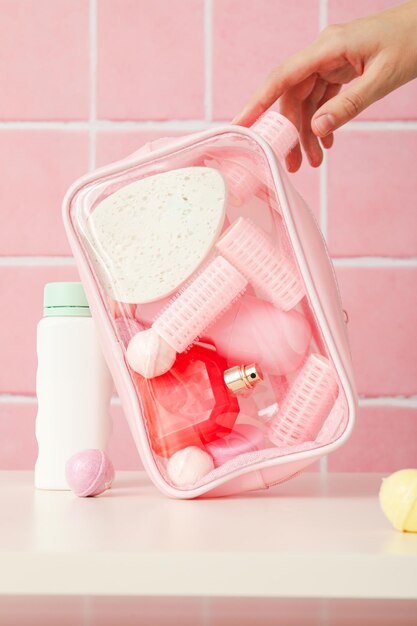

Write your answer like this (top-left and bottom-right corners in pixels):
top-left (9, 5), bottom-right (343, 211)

top-left (62, 112), bottom-right (357, 499)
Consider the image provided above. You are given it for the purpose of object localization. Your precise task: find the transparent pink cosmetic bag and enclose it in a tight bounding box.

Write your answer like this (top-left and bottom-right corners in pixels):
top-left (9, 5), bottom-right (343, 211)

top-left (63, 113), bottom-right (357, 499)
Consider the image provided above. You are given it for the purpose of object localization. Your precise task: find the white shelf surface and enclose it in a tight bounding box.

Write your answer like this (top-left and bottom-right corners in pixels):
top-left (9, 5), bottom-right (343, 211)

top-left (1, 471), bottom-right (417, 599)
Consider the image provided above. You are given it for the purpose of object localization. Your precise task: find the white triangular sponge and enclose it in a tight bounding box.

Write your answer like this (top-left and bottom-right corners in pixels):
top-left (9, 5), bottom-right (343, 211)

top-left (87, 167), bottom-right (226, 303)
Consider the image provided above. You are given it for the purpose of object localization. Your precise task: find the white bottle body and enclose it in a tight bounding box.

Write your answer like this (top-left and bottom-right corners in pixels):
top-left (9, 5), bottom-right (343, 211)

top-left (35, 316), bottom-right (113, 490)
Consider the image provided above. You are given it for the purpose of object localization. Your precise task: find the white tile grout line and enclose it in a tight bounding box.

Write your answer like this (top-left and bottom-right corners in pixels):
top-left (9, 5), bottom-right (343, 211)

top-left (204, 0), bottom-right (213, 122)
top-left (201, 596), bottom-right (212, 626)
top-left (319, 0), bottom-right (328, 238)
top-left (320, 151), bottom-right (328, 240)
top-left (344, 120), bottom-right (417, 131)
top-left (319, 0), bottom-right (328, 31)
top-left (0, 257), bottom-right (76, 266)
top-left (3, 394), bottom-right (417, 407)
top-left (320, 455), bottom-right (329, 474)
top-left (333, 257), bottom-right (417, 267)
top-left (89, 0), bottom-right (97, 171)
top-left (359, 395), bottom-right (417, 408)
top-left (0, 396), bottom-right (38, 404)
top-left (319, 0), bottom-right (328, 478)
top-left (319, 597), bottom-right (331, 626)
top-left (0, 120), bottom-right (215, 131)
top-left (0, 394), bottom-right (120, 404)
top-left (2, 256), bottom-right (417, 268)
top-left (0, 119), bottom-right (417, 131)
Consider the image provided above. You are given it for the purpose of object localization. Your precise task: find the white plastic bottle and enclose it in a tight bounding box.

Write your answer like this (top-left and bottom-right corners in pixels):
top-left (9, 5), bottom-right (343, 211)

top-left (35, 282), bottom-right (113, 490)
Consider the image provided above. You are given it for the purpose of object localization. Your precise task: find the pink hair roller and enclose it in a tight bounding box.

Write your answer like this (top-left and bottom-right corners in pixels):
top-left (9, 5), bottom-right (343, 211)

top-left (216, 217), bottom-right (305, 311)
top-left (127, 256), bottom-right (248, 378)
top-left (154, 256), bottom-right (247, 353)
top-left (252, 111), bottom-right (299, 162)
top-left (268, 354), bottom-right (339, 446)
top-left (219, 111), bottom-right (298, 205)
top-left (218, 158), bottom-right (260, 207)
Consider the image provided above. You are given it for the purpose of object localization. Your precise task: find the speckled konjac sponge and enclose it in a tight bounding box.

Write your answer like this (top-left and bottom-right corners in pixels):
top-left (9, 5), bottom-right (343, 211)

top-left (87, 167), bottom-right (226, 303)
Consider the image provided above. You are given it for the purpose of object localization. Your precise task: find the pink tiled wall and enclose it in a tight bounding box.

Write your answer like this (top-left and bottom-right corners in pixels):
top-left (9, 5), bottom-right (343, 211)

top-left (0, 0), bottom-right (416, 474)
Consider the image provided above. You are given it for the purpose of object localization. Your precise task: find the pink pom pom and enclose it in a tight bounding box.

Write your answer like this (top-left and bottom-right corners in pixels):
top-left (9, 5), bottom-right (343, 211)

top-left (65, 449), bottom-right (115, 497)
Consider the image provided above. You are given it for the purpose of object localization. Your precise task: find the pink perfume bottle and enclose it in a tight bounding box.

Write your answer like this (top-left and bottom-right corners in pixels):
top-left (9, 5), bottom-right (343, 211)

top-left (216, 218), bottom-right (305, 311)
top-left (134, 344), bottom-right (239, 458)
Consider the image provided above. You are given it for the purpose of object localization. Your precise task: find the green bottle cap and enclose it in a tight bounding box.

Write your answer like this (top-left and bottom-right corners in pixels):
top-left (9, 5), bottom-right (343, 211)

top-left (43, 282), bottom-right (91, 317)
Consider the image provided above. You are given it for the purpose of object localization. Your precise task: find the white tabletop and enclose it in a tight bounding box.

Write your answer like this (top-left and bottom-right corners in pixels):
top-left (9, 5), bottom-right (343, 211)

top-left (1, 471), bottom-right (416, 599)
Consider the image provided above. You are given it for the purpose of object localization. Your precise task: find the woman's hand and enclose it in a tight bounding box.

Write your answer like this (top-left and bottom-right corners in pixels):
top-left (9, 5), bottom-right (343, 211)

top-left (233, 1), bottom-right (417, 171)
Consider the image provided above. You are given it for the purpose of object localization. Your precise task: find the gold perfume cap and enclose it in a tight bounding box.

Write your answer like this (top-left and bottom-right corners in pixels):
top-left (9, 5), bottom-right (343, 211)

top-left (224, 363), bottom-right (263, 394)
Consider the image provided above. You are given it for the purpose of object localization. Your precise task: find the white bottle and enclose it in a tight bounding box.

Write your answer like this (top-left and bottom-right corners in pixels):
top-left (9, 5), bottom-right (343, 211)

top-left (35, 282), bottom-right (113, 490)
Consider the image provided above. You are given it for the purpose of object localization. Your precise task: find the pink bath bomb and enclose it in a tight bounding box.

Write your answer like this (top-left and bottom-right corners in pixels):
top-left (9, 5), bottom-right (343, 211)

top-left (66, 449), bottom-right (115, 497)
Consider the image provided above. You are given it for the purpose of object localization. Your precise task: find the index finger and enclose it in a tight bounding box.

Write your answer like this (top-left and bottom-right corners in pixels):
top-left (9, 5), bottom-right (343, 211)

top-left (232, 39), bottom-right (329, 126)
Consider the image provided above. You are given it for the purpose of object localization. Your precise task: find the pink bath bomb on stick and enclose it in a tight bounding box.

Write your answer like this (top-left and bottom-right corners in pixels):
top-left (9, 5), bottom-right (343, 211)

top-left (66, 449), bottom-right (115, 497)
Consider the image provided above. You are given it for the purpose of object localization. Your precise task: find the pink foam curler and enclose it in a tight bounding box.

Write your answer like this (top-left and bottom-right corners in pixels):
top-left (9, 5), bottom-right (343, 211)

top-left (154, 256), bottom-right (247, 353)
top-left (216, 217), bottom-right (305, 311)
top-left (205, 423), bottom-right (265, 467)
top-left (216, 111), bottom-right (298, 205)
top-left (127, 256), bottom-right (248, 378)
top-left (218, 157), bottom-right (260, 207)
top-left (268, 354), bottom-right (339, 447)
top-left (252, 111), bottom-right (299, 162)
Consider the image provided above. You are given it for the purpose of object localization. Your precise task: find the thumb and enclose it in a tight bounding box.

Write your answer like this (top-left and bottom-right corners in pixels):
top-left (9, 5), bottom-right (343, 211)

top-left (312, 65), bottom-right (389, 136)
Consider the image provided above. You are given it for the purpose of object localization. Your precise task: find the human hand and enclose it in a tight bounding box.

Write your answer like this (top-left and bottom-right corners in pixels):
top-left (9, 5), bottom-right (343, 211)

top-left (233, 1), bottom-right (417, 171)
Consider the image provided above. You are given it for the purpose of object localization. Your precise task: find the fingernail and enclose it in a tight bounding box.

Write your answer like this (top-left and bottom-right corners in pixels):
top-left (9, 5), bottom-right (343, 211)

top-left (313, 114), bottom-right (335, 136)
top-left (231, 107), bottom-right (248, 124)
